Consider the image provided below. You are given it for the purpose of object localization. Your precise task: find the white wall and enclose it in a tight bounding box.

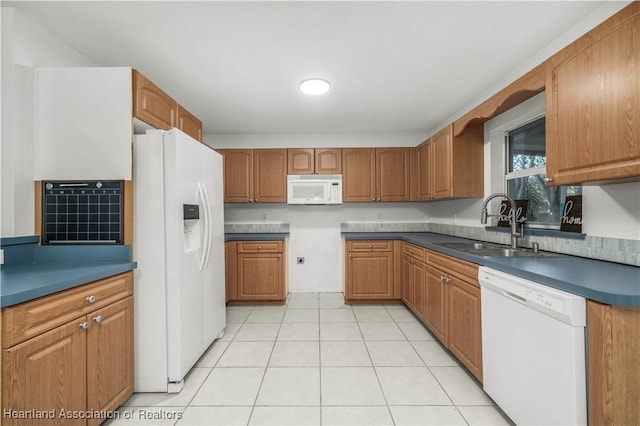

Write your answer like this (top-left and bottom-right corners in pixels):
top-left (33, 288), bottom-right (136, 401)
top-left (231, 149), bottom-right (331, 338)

top-left (0, 8), bottom-right (97, 237)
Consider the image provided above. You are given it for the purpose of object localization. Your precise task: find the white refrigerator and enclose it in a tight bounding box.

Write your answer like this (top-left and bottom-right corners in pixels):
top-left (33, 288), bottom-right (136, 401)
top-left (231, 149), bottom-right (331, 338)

top-left (133, 128), bottom-right (225, 392)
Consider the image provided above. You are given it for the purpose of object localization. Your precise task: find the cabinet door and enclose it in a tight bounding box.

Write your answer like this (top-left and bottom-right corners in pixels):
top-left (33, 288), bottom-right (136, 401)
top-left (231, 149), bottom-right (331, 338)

top-left (225, 241), bottom-right (238, 302)
top-left (288, 149), bottom-right (314, 174)
top-left (546, 3), bottom-right (640, 185)
top-left (401, 256), bottom-right (414, 309)
top-left (177, 104), bottom-right (203, 142)
top-left (376, 148), bottom-right (411, 201)
top-left (132, 70), bottom-right (177, 130)
top-left (416, 139), bottom-right (432, 201)
top-left (3, 320), bottom-right (87, 426)
top-left (86, 297), bottom-right (134, 424)
top-left (425, 266), bottom-right (448, 344)
top-left (315, 148), bottom-right (342, 174)
top-left (254, 149), bottom-right (287, 202)
top-left (448, 278), bottom-right (482, 381)
top-left (237, 253), bottom-right (284, 300)
top-left (220, 149), bottom-right (253, 202)
top-left (431, 126), bottom-right (453, 199)
top-left (345, 251), bottom-right (394, 300)
top-left (342, 148), bottom-right (376, 202)
top-left (412, 261), bottom-right (426, 322)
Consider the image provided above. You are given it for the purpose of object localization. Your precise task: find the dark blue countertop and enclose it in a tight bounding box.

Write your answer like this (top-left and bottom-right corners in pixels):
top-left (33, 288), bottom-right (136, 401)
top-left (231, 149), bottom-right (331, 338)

top-left (1, 236), bottom-right (137, 307)
top-left (225, 233), bottom-right (289, 241)
top-left (343, 232), bottom-right (640, 307)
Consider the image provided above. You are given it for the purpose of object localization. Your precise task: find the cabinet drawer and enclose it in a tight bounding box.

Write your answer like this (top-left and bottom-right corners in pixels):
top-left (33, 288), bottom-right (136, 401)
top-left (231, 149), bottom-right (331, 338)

top-left (2, 272), bottom-right (133, 348)
top-left (237, 241), bottom-right (283, 253)
top-left (347, 240), bottom-right (393, 252)
top-left (428, 251), bottom-right (479, 285)
top-left (403, 243), bottom-right (426, 261)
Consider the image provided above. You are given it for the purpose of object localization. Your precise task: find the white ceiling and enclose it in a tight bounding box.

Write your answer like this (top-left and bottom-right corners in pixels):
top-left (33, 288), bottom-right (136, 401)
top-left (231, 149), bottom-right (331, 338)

top-left (6, 1), bottom-right (613, 135)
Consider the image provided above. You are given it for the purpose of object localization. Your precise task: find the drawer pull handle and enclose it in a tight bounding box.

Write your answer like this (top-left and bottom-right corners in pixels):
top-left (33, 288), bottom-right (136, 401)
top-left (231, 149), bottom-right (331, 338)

top-left (86, 295), bottom-right (96, 303)
top-left (80, 321), bottom-right (89, 330)
top-left (368, 244), bottom-right (372, 249)
top-left (93, 315), bottom-right (103, 323)
top-left (258, 245), bottom-right (262, 250)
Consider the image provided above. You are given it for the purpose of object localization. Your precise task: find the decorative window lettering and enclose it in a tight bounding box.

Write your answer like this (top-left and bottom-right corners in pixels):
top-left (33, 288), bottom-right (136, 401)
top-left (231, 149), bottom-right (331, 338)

top-left (498, 200), bottom-right (528, 228)
top-left (560, 195), bottom-right (583, 233)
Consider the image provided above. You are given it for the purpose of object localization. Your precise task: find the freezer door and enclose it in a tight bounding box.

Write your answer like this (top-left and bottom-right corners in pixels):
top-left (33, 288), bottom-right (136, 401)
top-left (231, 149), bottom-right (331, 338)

top-left (201, 147), bottom-right (226, 344)
top-left (164, 129), bottom-right (208, 384)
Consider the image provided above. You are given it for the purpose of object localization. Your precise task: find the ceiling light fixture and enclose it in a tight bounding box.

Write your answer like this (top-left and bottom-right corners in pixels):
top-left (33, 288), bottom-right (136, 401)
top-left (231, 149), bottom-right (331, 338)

top-left (299, 78), bottom-right (330, 95)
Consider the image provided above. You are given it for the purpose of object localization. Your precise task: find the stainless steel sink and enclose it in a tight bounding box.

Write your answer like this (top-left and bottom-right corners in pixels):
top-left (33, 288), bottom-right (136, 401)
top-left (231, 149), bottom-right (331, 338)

top-left (437, 242), bottom-right (561, 258)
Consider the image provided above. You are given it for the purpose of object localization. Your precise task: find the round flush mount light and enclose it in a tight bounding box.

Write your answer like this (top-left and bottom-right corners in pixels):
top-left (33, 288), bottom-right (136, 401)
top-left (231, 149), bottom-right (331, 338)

top-left (299, 78), bottom-right (330, 95)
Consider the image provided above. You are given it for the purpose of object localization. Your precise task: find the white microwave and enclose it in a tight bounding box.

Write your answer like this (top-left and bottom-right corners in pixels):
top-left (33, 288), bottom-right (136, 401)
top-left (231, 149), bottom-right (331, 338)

top-left (287, 174), bottom-right (342, 205)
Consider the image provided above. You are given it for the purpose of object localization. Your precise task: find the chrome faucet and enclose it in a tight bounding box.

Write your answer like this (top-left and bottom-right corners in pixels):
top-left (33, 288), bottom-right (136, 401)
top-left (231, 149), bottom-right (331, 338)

top-left (480, 193), bottom-right (523, 249)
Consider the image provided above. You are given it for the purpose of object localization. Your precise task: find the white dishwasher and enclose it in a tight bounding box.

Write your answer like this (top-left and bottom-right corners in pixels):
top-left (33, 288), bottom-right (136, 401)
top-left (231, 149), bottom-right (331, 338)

top-left (478, 267), bottom-right (587, 426)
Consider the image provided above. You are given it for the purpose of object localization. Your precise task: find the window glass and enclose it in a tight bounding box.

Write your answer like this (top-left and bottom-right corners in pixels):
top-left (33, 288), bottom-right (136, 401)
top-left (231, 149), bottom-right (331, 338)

top-left (506, 117), bottom-right (581, 227)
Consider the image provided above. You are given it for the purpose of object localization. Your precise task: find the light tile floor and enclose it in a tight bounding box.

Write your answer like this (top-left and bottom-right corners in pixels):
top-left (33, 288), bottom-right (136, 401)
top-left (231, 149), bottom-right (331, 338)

top-left (106, 293), bottom-right (513, 426)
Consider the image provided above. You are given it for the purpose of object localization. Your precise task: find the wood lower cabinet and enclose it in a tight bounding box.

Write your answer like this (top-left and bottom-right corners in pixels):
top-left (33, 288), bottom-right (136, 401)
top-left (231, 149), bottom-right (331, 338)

top-left (428, 251), bottom-right (482, 381)
top-left (1, 272), bottom-right (134, 426)
top-left (402, 243), bottom-right (426, 320)
top-left (424, 265), bottom-right (449, 343)
top-left (226, 240), bottom-right (287, 303)
top-left (344, 240), bottom-right (395, 301)
top-left (587, 300), bottom-right (640, 426)
top-left (546, 2), bottom-right (640, 185)
top-left (220, 149), bottom-right (287, 203)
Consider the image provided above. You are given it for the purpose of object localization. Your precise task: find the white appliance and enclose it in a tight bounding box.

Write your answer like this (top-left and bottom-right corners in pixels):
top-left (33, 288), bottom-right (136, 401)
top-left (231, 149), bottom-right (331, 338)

top-left (133, 128), bottom-right (225, 393)
top-left (479, 267), bottom-right (586, 426)
top-left (287, 174), bottom-right (342, 204)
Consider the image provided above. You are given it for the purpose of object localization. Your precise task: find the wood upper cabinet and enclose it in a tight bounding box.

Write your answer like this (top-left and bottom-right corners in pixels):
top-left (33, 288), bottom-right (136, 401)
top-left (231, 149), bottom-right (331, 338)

top-left (288, 148), bottom-right (315, 174)
top-left (132, 69), bottom-right (177, 131)
top-left (343, 148), bottom-right (376, 202)
top-left (316, 148), bottom-right (342, 174)
top-left (344, 240), bottom-right (395, 301)
top-left (226, 240), bottom-right (287, 302)
top-left (219, 149), bottom-right (286, 202)
top-left (2, 272), bottom-right (134, 426)
top-left (177, 104), bottom-right (203, 142)
top-left (416, 139), bottom-right (432, 201)
top-left (287, 148), bottom-right (342, 174)
top-left (254, 149), bottom-right (287, 202)
top-left (133, 69), bottom-right (203, 141)
top-left (418, 124), bottom-right (483, 201)
top-left (546, 2), bottom-right (640, 185)
top-left (377, 148), bottom-right (411, 201)
top-left (220, 149), bottom-right (253, 202)
top-left (342, 147), bottom-right (411, 202)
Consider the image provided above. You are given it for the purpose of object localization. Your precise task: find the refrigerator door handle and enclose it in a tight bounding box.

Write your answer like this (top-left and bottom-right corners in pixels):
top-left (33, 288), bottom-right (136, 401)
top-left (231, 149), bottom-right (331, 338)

top-left (201, 182), bottom-right (214, 270)
top-left (197, 182), bottom-right (210, 272)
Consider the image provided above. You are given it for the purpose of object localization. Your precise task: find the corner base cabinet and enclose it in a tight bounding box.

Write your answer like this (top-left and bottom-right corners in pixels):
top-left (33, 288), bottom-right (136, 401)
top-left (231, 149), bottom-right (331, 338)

top-left (226, 240), bottom-right (288, 303)
top-left (1, 272), bottom-right (134, 426)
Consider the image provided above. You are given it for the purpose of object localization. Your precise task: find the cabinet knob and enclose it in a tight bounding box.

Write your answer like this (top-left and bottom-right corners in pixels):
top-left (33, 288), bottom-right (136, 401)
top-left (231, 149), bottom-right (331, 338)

top-left (440, 276), bottom-right (446, 281)
top-left (93, 315), bottom-right (103, 323)
top-left (86, 295), bottom-right (96, 303)
top-left (372, 197), bottom-right (375, 201)
top-left (249, 198), bottom-right (254, 202)
top-left (278, 254), bottom-right (281, 258)
top-left (368, 244), bottom-right (372, 249)
top-left (349, 254), bottom-right (352, 258)
top-left (258, 245), bottom-right (262, 250)
top-left (80, 321), bottom-right (89, 330)
top-left (543, 177), bottom-right (553, 183)
top-left (377, 198), bottom-right (381, 201)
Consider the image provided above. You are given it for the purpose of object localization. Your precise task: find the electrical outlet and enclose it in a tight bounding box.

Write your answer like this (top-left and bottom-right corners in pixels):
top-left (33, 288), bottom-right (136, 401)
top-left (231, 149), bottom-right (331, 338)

top-left (296, 257), bottom-right (305, 264)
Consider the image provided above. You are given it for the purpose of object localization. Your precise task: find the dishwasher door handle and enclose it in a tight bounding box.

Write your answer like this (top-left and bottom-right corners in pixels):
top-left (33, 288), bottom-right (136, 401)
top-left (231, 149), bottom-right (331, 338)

top-left (503, 290), bottom-right (527, 304)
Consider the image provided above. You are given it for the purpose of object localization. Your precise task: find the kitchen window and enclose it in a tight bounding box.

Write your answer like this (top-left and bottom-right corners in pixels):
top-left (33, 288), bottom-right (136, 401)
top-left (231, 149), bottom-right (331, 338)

top-left (505, 116), bottom-right (581, 227)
